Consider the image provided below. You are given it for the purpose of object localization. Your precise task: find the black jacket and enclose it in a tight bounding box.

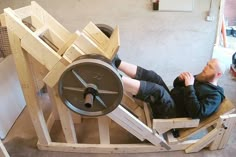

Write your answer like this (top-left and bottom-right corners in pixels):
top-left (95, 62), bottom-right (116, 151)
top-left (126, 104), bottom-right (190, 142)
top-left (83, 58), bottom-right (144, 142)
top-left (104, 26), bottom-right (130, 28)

top-left (170, 76), bottom-right (225, 120)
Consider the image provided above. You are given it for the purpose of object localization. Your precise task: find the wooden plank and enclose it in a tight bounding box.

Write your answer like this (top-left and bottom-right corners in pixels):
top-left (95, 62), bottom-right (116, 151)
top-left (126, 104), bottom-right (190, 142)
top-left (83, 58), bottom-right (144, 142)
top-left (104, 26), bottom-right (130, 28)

top-left (0, 140), bottom-right (9, 157)
top-left (166, 131), bottom-right (178, 144)
top-left (31, 1), bottom-right (71, 42)
top-left (63, 44), bottom-right (85, 63)
top-left (14, 5), bottom-right (32, 19)
top-left (71, 111), bottom-right (81, 124)
top-left (108, 105), bottom-right (170, 150)
top-left (82, 21), bottom-right (110, 51)
top-left (98, 116), bottom-right (110, 144)
top-left (46, 112), bottom-right (56, 132)
top-left (143, 103), bottom-right (152, 128)
top-left (185, 128), bottom-right (218, 153)
top-left (218, 114), bottom-right (236, 149)
top-left (28, 54), bottom-right (48, 91)
top-left (43, 57), bottom-right (69, 88)
top-left (43, 44), bottom-right (84, 88)
top-left (4, 8), bottom-right (29, 39)
top-left (104, 26), bottom-right (120, 60)
top-left (74, 33), bottom-right (105, 55)
top-left (0, 13), bottom-right (6, 26)
top-left (47, 86), bottom-right (59, 120)
top-left (57, 33), bottom-right (78, 56)
top-left (178, 99), bottom-right (235, 141)
top-left (6, 29), bottom-right (51, 145)
top-left (52, 87), bottom-right (77, 143)
top-left (21, 29), bottom-right (61, 70)
top-left (38, 139), bottom-right (197, 153)
top-left (153, 118), bottom-right (199, 134)
top-left (209, 115), bottom-right (228, 150)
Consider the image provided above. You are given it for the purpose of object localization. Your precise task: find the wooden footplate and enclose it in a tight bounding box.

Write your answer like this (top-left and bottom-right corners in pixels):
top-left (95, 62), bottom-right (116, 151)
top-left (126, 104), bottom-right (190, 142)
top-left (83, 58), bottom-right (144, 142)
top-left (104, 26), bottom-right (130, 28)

top-left (2, 1), bottom-right (236, 154)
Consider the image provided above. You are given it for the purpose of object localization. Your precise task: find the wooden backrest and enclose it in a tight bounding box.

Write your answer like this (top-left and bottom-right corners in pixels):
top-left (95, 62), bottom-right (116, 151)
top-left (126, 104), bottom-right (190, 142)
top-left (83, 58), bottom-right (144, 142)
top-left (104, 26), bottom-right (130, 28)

top-left (178, 99), bottom-right (235, 141)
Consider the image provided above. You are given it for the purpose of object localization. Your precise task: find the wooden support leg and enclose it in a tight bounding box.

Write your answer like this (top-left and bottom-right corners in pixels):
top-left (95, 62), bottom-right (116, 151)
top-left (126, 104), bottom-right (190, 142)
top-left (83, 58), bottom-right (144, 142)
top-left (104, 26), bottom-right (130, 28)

top-left (52, 87), bottom-right (77, 143)
top-left (108, 105), bottom-right (171, 150)
top-left (6, 29), bottom-right (51, 145)
top-left (185, 128), bottom-right (218, 153)
top-left (218, 114), bottom-right (236, 149)
top-left (98, 116), bottom-right (110, 144)
top-left (209, 115), bottom-right (229, 150)
top-left (0, 140), bottom-right (9, 157)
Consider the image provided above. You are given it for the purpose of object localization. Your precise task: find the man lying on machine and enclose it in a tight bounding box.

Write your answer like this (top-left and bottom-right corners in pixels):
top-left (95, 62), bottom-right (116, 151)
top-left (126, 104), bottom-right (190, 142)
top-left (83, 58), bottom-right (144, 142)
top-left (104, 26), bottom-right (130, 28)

top-left (112, 56), bottom-right (225, 120)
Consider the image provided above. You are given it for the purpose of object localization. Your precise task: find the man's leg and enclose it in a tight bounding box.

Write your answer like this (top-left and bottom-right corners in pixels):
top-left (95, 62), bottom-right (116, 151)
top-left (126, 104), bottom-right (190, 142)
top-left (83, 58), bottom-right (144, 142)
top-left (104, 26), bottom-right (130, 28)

top-left (122, 76), bottom-right (176, 118)
top-left (118, 61), bottom-right (138, 78)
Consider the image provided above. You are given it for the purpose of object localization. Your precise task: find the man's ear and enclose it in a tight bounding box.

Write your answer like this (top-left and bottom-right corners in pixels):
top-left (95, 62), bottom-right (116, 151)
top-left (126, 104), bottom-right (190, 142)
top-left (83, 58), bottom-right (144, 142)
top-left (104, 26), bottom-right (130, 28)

top-left (217, 72), bottom-right (222, 78)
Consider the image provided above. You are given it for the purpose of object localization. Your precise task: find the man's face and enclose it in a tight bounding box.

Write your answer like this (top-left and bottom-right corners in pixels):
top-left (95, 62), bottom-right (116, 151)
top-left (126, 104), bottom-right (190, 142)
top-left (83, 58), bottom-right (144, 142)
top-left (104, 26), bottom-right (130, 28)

top-left (200, 60), bottom-right (218, 81)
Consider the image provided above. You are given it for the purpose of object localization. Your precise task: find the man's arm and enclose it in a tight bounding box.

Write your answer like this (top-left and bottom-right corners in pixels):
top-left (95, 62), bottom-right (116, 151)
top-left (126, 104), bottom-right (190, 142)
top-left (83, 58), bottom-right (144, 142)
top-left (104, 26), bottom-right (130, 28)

top-left (184, 85), bottom-right (222, 119)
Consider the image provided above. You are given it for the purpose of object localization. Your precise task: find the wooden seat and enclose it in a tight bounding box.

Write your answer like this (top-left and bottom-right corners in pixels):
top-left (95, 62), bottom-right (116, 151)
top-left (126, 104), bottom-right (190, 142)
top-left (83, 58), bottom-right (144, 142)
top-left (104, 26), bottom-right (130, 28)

top-left (178, 99), bottom-right (235, 141)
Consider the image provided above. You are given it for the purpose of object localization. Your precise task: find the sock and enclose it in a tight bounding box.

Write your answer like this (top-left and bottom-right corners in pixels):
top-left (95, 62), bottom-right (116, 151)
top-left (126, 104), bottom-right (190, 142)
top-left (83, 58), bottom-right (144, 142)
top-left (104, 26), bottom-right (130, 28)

top-left (114, 58), bottom-right (121, 68)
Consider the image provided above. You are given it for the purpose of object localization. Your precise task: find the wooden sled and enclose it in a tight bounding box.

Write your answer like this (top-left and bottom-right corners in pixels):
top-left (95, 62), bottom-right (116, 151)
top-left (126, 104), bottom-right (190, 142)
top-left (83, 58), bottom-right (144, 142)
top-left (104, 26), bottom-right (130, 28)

top-left (2, 1), bottom-right (236, 154)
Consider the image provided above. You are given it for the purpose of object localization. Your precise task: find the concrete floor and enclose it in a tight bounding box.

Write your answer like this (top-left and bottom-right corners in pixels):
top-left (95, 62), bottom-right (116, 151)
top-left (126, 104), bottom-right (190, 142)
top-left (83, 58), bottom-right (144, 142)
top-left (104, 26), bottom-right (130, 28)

top-left (1, 0), bottom-right (236, 156)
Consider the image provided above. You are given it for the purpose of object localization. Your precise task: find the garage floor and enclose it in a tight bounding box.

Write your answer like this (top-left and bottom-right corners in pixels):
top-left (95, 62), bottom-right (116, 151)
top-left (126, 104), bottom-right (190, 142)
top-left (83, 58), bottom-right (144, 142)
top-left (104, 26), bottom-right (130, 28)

top-left (1, 0), bottom-right (236, 156)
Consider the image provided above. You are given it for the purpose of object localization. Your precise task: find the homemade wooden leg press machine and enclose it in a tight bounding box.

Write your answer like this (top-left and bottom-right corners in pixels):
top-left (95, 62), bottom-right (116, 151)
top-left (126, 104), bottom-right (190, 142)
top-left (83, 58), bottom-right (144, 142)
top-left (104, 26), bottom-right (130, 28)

top-left (1, 1), bottom-right (236, 155)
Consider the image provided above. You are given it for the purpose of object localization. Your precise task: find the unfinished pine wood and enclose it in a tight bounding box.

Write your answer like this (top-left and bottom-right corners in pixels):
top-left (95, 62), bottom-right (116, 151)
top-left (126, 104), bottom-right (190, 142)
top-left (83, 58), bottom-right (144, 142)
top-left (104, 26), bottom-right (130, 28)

top-left (143, 103), bottom-right (152, 128)
top-left (166, 131), bottom-right (178, 144)
top-left (52, 87), bottom-right (77, 144)
top-left (185, 128), bottom-right (218, 153)
top-left (104, 26), bottom-right (120, 59)
top-left (43, 45), bottom-right (84, 88)
top-left (57, 33), bottom-right (78, 56)
top-left (0, 13), bottom-right (6, 26)
top-left (218, 114), bottom-right (236, 149)
top-left (209, 115), bottom-right (228, 150)
top-left (0, 140), bottom-right (9, 157)
top-left (74, 33), bottom-right (104, 56)
top-left (108, 105), bottom-right (170, 149)
top-left (21, 28), bottom-right (61, 70)
top-left (63, 44), bottom-right (85, 63)
top-left (31, 1), bottom-right (71, 42)
top-left (98, 116), bottom-right (110, 144)
top-left (28, 54), bottom-right (48, 91)
top-left (82, 22), bottom-right (110, 51)
top-left (14, 5), bottom-right (31, 19)
top-left (178, 99), bottom-right (235, 141)
top-left (153, 118), bottom-right (199, 134)
top-left (6, 28), bottom-right (51, 145)
top-left (43, 57), bottom-right (69, 88)
top-left (38, 139), bottom-right (198, 153)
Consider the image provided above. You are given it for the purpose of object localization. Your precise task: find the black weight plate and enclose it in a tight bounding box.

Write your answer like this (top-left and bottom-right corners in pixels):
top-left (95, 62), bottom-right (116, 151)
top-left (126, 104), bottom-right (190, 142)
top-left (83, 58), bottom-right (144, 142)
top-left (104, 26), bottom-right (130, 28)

top-left (58, 56), bottom-right (123, 117)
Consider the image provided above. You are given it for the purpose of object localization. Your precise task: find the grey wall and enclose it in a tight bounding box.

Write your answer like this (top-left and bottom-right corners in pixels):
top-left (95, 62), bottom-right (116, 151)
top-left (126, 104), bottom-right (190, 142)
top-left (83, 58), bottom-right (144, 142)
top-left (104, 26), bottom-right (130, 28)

top-left (0, 0), bottom-right (218, 85)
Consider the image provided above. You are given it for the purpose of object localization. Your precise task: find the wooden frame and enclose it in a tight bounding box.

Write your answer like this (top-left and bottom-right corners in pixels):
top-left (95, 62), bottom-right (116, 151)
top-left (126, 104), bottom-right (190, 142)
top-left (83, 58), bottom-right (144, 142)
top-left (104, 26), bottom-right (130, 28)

top-left (3, 1), bottom-right (236, 154)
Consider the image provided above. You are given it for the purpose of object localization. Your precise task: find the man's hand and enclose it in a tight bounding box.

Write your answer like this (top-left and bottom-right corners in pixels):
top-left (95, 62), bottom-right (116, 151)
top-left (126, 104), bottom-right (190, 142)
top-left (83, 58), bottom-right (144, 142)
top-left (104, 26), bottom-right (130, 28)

top-left (179, 72), bottom-right (194, 86)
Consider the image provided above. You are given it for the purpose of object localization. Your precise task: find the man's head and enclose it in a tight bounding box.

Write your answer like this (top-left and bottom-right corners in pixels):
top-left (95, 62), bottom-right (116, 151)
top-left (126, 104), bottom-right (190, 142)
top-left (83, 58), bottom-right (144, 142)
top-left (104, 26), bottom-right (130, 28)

top-left (196, 58), bottom-right (225, 84)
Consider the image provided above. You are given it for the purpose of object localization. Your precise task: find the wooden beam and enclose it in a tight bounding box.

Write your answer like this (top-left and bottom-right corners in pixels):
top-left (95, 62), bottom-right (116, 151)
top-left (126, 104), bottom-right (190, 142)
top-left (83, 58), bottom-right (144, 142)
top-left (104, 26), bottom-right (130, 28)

top-left (38, 140), bottom-right (197, 153)
top-left (153, 118), bottom-right (199, 134)
top-left (6, 28), bottom-right (51, 145)
top-left (105, 26), bottom-right (120, 59)
top-left (82, 21), bottom-right (110, 51)
top-left (31, 1), bottom-right (71, 42)
top-left (52, 87), bottom-right (77, 143)
top-left (98, 116), bottom-right (110, 144)
top-left (218, 114), bottom-right (236, 149)
top-left (14, 5), bottom-right (32, 19)
top-left (185, 128), bottom-right (218, 153)
top-left (108, 105), bottom-right (171, 150)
